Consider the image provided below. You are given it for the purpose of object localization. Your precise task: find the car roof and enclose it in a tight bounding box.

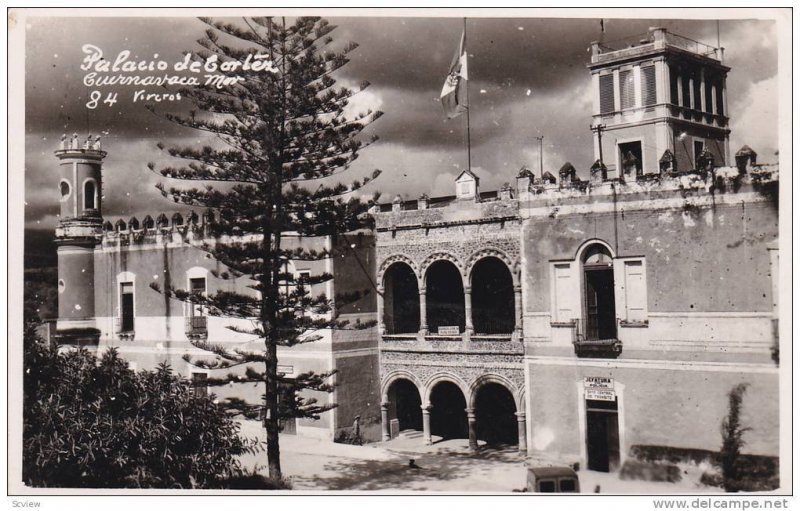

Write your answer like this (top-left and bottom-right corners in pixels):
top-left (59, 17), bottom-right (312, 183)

top-left (529, 466), bottom-right (578, 478)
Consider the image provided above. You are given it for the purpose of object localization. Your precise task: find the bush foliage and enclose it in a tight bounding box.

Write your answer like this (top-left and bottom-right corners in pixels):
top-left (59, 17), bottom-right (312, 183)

top-left (23, 324), bottom-right (256, 488)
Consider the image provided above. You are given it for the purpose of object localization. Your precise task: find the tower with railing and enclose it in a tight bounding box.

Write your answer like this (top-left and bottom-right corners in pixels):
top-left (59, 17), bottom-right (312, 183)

top-left (589, 27), bottom-right (730, 179)
top-left (54, 133), bottom-right (105, 344)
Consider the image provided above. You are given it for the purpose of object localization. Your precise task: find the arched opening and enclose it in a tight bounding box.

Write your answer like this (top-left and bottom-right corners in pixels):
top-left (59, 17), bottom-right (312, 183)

top-left (474, 382), bottom-right (518, 446)
top-left (582, 244), bottom-right (617, 341)
top-left (59, 180), bottom-right (71, 200)
top-left (471, 257), bottom-right (515, 334)
top-left (172, 212), bottom-right (184, 226)
top-left (84, 180), bottom-right (96, 210)
top-left (383, 262), bottom-right (420, 334)
top-left (386, 378), bottom-right (423, 434)
top-left (156, 214), bottom-right (169, 228)
top-left (429, 381), bottom-right (468, 440)
top-left (128, 217), bottom-right (140, 231)
top-left (142, 216), bottom-right (155, 230)
top-left (426, 260), bottom-right (465, 334)
top-left (115, 219), bottom-right (126, 232)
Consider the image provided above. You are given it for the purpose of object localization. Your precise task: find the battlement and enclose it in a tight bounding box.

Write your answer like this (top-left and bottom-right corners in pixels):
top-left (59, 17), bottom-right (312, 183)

top-left (55, 133), bottom-right (107, 159)
top-left (100, 210), bottom-right (215, 247)
top-left (374, 144), bottom-right (777, 227)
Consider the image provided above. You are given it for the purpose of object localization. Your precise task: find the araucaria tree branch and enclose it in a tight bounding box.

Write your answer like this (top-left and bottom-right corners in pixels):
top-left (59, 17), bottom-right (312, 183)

top-left (150, 16), bottom-right (382, 479)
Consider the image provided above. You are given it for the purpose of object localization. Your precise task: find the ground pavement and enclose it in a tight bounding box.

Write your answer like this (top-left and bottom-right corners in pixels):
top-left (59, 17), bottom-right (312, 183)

top-left (237, 420), bottom-right (722, 493)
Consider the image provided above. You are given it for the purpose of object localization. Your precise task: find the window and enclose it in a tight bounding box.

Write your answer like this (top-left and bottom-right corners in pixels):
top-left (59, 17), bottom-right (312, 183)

top-left (582, 245), bottom-right (616, 341)
top-left (120, 282), bottom-right (135, 332)
top-left (189, 277), bottom-right (206, 317)
top-left (599, 74), bottom-right (615, 113)
top-left (84, 180), bottom-right (96, 210)
top-left (619, 69), bottom-right (635, 110)
top-left (559, 478), bottom-right (577, 492)
top-left (191, 372), bottom-right (208, 397)
top-left (618, 141), bottom-right (643, 176)
top-left (704, 80), bottom-right (714, 114)
top-left (538, 480), bottom-right (556, 493)
top-left (715, 82), bottom-right (724, 115)
top-left (681, 75), bottom-right (691, 108)
top-left (297, 270), bottom-right (311, 296)
top-left (641, 66), bottom-right (656, 106)
top-left (692, 76), bottom-right (702, 110)
top-left (669, 66), bottom-right (679, 105)
top-left (59, 180), bottom-right (71, 201)
top-left (694, 140), bottom-right (705, 166)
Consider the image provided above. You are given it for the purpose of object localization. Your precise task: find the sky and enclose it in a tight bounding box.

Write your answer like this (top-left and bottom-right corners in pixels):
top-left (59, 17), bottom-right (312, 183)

top-left (23, 13), bottom-right (780, 230)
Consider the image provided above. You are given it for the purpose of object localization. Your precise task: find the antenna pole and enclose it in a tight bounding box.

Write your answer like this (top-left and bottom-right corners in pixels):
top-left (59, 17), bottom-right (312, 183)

top-left (535, 135), bottom-right (544, 180)
top-left (464, 17), bottom-right (472, 172)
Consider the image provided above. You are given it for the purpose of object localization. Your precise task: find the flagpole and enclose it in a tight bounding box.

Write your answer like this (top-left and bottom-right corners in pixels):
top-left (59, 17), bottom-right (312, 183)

top-left (464, 17), bottom-right (472, 172)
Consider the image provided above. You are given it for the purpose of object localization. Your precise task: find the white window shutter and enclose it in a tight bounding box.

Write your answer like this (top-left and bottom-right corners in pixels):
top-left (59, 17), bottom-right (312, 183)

top-left (553, 263), bottom-right (574, 322)
top-left (624, 260), bottom-right (647, 321)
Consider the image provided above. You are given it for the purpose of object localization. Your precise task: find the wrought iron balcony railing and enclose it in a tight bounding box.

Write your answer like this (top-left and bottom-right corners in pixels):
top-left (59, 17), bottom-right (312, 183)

top-left (571, 318), bottom-right (622, 358)
top-left (185, 315), bottom-right (208, 339)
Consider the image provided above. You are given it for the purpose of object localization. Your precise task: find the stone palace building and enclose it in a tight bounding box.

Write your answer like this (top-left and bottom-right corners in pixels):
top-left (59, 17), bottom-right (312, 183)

top-left (50, 28), bottom-right (780, 471)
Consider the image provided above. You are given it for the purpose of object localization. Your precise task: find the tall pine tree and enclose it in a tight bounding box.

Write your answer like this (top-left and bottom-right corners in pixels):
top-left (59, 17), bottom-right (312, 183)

top-left (148, 16), bottom-right (382, 479)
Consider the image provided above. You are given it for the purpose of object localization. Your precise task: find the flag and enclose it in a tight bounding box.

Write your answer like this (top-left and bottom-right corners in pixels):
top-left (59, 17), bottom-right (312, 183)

top-left (440, 30), bottom-right (468, 119)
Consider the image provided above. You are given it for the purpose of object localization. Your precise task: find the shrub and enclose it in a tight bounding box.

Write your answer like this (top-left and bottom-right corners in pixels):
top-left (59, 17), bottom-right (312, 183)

top-left (619, 459), bottom-right (682, 483)
top-left (23, 324), bottom-right (256, 488)
top-left (720, 383), bottom-right (751, 492)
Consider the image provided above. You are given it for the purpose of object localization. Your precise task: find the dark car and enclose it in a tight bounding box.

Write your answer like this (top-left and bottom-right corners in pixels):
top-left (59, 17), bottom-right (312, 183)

top-left (526, 466), bottom-right (580, 493)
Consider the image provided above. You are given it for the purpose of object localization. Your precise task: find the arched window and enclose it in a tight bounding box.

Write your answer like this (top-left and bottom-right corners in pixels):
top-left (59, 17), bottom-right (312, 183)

top-left (84, 180), bottom-right (97, 210)
top-left (581, 244), bottom-right (616, 341)
top-left (59, 180), bottom-right (71, 201)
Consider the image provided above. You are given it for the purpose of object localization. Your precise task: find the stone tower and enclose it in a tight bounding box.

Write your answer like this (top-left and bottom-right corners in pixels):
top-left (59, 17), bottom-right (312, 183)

top-left (54, 133), bottom-right (105, 344)
top-left (588, 27), bottom-right (731, 179)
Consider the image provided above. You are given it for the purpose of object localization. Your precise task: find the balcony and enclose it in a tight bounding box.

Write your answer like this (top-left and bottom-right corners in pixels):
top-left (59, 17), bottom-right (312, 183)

top-left (571, 318), bottom-right (622, 358)
top-left (185, 315), bottom-right (208, 339)
top-left (590, 28), bottom-right (722, 66)
top-left (114, 317), bottom-right (135, 341)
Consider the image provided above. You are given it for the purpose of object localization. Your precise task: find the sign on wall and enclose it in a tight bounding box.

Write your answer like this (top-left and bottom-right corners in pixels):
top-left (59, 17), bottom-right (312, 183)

top-left (584, 377), bottom-right (616, 401)
top-left (438, 326), bottom-right (460, 335)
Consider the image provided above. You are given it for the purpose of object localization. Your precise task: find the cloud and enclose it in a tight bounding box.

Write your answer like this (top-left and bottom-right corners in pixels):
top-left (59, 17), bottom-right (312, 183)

top-left (729, 74), bottom-right (779, 161)
top-left (23, 14), bottom-right (780, 228)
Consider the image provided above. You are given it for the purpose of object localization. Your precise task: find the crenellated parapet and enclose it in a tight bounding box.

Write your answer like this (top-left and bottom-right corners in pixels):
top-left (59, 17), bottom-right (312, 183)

top-left (100, 209), bottom-right (216, 247)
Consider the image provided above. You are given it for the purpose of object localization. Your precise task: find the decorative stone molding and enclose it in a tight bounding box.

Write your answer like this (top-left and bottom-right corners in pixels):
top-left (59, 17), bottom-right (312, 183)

top-left (377, 253), bottom-right (420, 285)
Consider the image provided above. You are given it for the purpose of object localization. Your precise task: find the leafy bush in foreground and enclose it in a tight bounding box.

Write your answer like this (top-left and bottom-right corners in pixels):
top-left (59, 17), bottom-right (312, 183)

top-left (23, 324), bottom-right (256, 488)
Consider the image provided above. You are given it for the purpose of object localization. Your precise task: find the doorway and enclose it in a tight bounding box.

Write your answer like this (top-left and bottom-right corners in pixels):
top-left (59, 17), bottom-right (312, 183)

top-left (474, 382), bottom-right (518, 446)
top-left (586, 398), bottom-right (620, 472)
top-left (387, 378), bottom-right (423, 433)
top-left (429, 381), bottom-right (468, 440)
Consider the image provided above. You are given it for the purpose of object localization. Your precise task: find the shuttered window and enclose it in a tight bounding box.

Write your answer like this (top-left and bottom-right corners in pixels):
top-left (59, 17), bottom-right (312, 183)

top-left (553, 263), bottom-right (575, 322)
top-left (669, 66), bottom-right (679, 105)
top-left (623, 260), bottom-right (646, 322)
top-left (599, 74), bottom-right (615, 114)
top-left (704, 79), bottom-right (714, 113)
top-left (681, 75), bottom-right (691, 108)
top-left (715, 82), bottom-right (725, 115)
top-left (641, 65), bottom-right (656, 106)
top-left (619, 69), bottom-right (635, 109)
